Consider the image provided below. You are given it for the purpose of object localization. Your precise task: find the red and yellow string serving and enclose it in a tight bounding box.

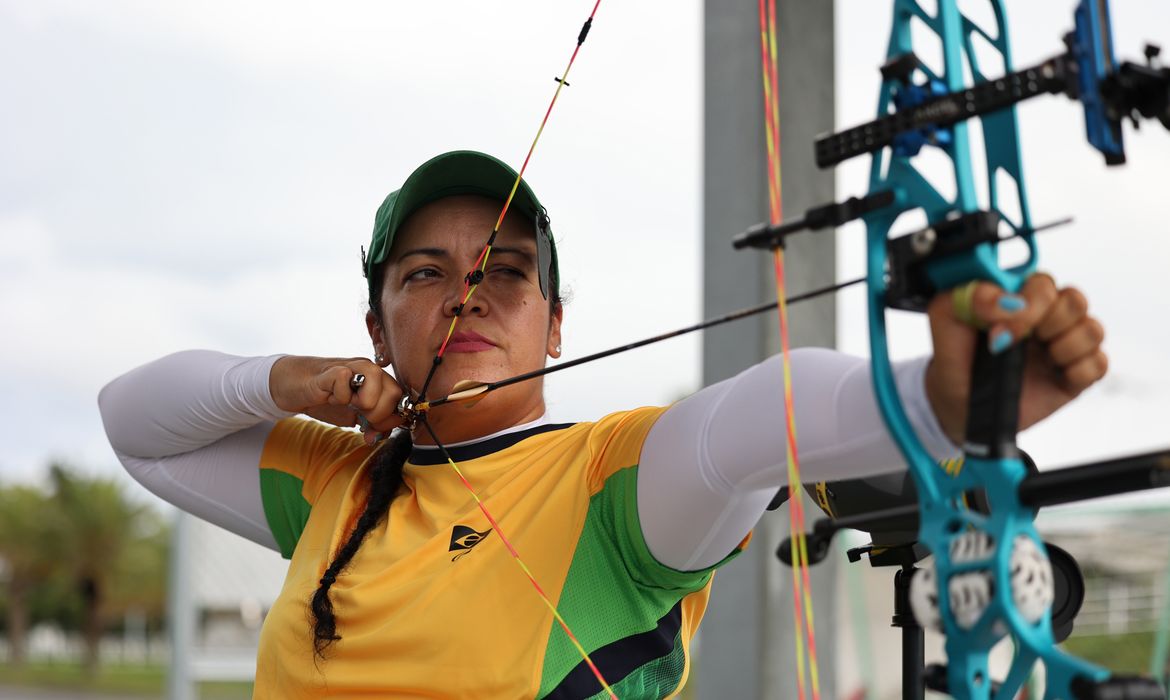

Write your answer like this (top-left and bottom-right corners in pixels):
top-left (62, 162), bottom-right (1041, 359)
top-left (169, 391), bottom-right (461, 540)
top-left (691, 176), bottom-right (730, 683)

top-left (757, 1), bottom-right (821, 698)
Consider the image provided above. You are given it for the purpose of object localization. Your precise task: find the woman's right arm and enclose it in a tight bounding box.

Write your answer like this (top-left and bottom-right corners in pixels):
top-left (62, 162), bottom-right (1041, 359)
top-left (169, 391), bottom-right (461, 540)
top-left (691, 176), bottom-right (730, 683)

top-left (100, 350), bottom-right (401, 553)
top-left (98, 350), bottom-right (294, 552)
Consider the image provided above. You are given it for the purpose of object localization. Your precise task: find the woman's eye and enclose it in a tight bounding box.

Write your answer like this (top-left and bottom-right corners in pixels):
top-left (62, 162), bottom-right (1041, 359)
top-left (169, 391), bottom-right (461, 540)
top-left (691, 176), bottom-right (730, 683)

top-left (405, 267), bottom-right (440, 282)
top-left (490, 266), bottom-right (526, 279)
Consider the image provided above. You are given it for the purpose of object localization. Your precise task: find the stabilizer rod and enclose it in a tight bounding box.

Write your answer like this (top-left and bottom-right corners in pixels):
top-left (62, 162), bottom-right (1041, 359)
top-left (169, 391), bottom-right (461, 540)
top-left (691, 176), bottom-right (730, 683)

top-left (777, 447), bottom-right (1170, 566)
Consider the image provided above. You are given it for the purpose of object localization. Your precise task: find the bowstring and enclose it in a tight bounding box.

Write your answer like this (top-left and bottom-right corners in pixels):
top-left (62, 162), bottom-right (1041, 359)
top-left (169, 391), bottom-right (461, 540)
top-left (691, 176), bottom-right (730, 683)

top-left (416, 0), bottom-right (602, 405)
top-left (758, 1), bottom-right (821, 698)
top-left (419, 417), bottom-right (617, 699)
top-left (410, 2), bottom-right (615, 696)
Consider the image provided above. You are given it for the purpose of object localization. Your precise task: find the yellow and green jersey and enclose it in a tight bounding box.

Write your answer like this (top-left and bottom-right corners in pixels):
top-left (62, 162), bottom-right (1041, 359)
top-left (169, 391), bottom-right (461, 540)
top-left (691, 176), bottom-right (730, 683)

top-left (254, 407), bottom-right (744, 699)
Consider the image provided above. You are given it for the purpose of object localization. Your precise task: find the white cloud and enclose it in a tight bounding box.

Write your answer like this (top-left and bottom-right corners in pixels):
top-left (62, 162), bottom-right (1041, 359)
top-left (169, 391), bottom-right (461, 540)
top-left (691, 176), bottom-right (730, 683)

top-left (1, 0), bottom-right (1167, 508)
top-left (0, 0), bottom-right (703, 481)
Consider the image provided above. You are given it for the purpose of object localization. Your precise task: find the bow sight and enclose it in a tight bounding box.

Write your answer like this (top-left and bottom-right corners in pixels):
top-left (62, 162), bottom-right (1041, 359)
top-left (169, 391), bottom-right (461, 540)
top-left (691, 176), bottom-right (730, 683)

top-left (736, 0), bottom-right (1170, 698)
top-left (738, 0), bottom-right (1170, 255)
top-left (812, 1), bottom-right (1170, 169)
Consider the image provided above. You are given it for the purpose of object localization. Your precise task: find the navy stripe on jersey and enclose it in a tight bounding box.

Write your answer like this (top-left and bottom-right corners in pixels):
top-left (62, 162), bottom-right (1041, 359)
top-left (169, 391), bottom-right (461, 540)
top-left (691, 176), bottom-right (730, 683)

top-left (408, 423), bottom-right (577, 465)
top-left (542, 601), bottom-right (683, 699)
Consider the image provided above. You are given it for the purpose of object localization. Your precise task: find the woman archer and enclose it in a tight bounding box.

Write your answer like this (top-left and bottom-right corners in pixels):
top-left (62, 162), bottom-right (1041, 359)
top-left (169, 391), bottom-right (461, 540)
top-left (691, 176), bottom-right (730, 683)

top-left (98, 149), bottom-right (1107, 699)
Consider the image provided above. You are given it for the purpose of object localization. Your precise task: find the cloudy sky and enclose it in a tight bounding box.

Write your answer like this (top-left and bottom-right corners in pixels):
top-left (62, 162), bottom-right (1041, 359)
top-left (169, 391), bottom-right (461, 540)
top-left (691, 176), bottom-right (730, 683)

top-left (2, 0), bottom-right (1168, 512)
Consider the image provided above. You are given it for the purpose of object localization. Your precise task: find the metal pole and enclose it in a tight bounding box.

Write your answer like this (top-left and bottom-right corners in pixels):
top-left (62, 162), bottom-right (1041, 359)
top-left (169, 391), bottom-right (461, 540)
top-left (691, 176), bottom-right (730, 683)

top-left (166, 510), bottom-right (195, 700)
top-left (894, 566), bottom-right (925, 700)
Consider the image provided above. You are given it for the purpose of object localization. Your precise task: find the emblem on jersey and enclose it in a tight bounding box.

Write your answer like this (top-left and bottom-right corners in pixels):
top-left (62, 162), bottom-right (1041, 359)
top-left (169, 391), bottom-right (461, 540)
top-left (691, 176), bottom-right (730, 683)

top-left (448, 524), bottom-right (492, 561)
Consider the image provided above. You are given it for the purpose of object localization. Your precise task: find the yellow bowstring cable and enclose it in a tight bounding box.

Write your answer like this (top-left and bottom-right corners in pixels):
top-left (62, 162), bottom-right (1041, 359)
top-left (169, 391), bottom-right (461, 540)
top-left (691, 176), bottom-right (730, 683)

top-left (777, 248), bottom-right (822, 700)
top-left (757, 5), bottom-right (805, 699)
top-left (760, 1), bottom-right (821, 698)
top-left (777, 251), bottom-right (814, 700)
top-left (766, 0), bottom-right (783, 222)
top-left (758, 14), bottom-right (782, 221)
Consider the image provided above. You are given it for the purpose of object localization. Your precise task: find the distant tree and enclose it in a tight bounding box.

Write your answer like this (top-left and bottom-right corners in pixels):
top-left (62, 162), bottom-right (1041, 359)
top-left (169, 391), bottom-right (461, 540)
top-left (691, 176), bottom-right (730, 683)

top-left (0, 484), bottom-right (61, 666)
top-left (108, 508), bottom-right (171, 627)
top-left (49, 464), bottom-right (152, 676)
top-left (28, 571), bottom-right (83, 631)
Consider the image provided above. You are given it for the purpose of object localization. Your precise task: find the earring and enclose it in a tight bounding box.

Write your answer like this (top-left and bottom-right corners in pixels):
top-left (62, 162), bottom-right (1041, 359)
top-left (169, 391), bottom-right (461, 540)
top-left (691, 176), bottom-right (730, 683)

top-left (375, 353), bottom-right (385, 364)
top-left (555, 345), bottom-right (562, 354)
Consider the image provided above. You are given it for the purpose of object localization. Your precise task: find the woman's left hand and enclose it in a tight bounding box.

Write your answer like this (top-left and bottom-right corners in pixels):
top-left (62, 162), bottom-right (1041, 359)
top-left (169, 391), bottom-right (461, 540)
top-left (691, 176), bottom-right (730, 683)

top-left (924, 274), bottom-right (1109, 445)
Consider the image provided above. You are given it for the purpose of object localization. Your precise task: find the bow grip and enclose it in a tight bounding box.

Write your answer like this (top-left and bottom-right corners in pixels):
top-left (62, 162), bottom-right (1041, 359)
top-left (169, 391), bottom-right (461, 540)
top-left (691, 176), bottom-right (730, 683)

top-left (964, 332), bottom-right (1026, 460)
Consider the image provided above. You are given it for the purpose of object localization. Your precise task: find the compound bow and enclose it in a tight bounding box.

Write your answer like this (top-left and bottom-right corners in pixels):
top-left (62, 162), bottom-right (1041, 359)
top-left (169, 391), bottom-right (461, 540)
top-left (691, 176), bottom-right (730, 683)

top-left (738, 0), bottom-right (1170, 697)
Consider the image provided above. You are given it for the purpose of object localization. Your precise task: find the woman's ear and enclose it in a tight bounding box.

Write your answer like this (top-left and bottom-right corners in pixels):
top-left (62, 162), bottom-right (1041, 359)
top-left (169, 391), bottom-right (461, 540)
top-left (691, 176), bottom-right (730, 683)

top-left (365, 310), bottom-right (391, 366)
top-left (547, 303), bottom-right (563, 359)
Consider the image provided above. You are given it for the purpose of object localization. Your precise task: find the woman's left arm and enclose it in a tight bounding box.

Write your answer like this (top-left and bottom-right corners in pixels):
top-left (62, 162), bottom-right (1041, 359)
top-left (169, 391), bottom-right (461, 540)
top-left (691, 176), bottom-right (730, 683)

top-left (637, 349), bottom-right (952, 572)
top-left (637, 277), bottom-right (1107, 572)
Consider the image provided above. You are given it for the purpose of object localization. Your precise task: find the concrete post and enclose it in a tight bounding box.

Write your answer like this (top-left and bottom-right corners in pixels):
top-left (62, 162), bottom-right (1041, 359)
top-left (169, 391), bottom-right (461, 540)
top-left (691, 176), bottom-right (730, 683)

top-left (699, 1), bottom-right (837, 697)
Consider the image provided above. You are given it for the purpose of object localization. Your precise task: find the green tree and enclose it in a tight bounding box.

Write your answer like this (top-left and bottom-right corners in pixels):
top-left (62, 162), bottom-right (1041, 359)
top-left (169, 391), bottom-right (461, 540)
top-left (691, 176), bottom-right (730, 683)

top-left (49, 464), bottom-right (153, 676)
top-left (108, 508), bottom-right (170, 628)
top-left (0, 484), bottom-right (62, 666)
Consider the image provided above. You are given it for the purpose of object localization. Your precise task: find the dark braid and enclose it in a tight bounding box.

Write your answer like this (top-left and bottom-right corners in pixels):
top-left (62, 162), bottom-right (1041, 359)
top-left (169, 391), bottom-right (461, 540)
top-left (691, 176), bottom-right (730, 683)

top-left (310, 428), bottom-right (412, 659)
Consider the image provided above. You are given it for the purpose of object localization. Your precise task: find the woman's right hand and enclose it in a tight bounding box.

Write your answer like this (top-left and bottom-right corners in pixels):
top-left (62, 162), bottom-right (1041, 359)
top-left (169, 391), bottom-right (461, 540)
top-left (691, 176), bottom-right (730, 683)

top-left (270, 356), bottom-right (406, 445)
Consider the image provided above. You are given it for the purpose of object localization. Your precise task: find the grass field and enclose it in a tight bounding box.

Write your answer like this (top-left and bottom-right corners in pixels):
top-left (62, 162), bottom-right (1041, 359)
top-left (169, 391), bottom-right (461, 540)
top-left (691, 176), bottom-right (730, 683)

top-left (0, 638), bottom-right (1154, 698)
top-left (1064, 630), bottom-right (1162, 677)
top-left (0, 662), bottom-right (254, 699)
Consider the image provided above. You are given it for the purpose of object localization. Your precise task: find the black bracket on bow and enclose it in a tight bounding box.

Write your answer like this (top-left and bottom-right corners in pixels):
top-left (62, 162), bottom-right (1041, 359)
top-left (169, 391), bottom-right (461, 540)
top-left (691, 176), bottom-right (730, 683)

top-left (732, 190), bottom-right (896, 250)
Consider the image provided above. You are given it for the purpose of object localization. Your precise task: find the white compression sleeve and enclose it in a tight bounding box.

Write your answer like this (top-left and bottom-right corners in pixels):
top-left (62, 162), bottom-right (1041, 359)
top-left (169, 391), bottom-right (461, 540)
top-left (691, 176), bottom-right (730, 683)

top-left (98, 350), bottom-right (293, 552)
top-left (637, 348), bottom-right (958, 571)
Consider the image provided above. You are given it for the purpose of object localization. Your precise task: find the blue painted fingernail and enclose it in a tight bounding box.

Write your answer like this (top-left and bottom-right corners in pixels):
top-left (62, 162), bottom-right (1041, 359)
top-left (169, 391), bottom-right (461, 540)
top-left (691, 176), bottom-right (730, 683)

top-left (998, 295), bottom-right (1026, 313)
top-left (357, 415), bottom-right (370, 430)
top-left (990, 329), bottom-right (1013, 354)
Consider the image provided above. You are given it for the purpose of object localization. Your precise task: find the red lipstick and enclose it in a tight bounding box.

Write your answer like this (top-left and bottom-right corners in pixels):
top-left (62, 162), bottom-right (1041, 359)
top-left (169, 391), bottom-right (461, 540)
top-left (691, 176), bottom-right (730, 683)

top-left (445, 330), bottom-right (497, 354)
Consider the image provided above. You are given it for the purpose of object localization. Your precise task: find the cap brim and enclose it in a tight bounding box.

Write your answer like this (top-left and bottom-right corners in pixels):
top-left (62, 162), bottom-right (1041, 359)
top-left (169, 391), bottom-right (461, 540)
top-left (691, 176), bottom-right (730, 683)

top-left (368, 150), bottom-right (544, 270)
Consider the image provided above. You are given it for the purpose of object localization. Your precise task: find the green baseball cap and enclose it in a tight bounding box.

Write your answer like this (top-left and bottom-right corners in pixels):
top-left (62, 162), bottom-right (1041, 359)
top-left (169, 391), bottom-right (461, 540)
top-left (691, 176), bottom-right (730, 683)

top-left (363, 150), bottom-right (559, 305)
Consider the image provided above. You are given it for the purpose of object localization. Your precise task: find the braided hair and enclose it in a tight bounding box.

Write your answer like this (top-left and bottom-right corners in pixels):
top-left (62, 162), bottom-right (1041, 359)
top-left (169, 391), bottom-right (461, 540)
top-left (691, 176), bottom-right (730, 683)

top-left (309, 428), bottom-right (412, 659)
